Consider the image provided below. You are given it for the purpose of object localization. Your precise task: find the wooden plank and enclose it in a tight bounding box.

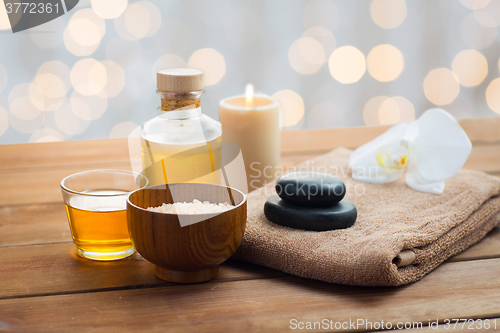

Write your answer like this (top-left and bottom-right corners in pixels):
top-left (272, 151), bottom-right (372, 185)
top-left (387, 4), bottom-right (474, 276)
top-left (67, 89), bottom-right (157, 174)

top-left (0, 243), bottom-right (286, 300)
top-left (458, 116), bottom-right (500, 143)
top-left (0, 154), bottom-right (323, 206)
top-left (0, 138), bottom-right (130, 172)
top-left (0, 203), bottom-right (71, 246)
top-left (448, 225), bottom-right (500, 262)
top-left (2, 141), bottom-right (498, 207)
top-left (463, 143), bottom-right (500, 174)
top-left (0, 162), bottom-right (132, 206)
top-left (1, 258), bottom-right (500, 332)
top-left (281, 125), bottom-right (391, 154)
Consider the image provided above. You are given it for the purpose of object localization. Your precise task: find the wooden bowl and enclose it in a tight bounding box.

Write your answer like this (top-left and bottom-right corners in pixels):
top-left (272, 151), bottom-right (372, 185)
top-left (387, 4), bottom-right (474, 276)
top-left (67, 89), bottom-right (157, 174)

top-left (127, 183), bottom-right (247, 284)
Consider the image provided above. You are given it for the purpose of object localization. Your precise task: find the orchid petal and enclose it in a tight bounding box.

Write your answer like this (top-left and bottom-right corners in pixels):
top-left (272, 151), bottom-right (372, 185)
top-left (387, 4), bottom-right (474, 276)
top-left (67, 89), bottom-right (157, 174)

top-left (412, 109), bottom-right (472, 183)
top-left (349, 123), bottom-right (409, 183)
top-left (405, 154), bottom-right (445, 194)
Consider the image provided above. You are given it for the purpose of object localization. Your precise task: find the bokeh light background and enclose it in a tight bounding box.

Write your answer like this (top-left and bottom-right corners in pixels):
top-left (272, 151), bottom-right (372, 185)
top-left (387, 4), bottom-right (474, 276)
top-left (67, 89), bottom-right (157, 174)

top-left (0, 0), bottom-right (499, 144)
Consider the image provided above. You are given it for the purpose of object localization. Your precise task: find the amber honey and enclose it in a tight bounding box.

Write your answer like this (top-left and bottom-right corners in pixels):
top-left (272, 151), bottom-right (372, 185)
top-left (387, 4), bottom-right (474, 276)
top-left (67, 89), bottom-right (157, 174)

top-left (65, 190), bottom-right (134, 260)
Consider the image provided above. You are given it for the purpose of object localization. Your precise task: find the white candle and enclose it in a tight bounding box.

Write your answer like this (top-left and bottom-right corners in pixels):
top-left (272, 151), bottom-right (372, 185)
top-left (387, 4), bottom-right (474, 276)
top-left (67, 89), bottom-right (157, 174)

top-left (220, 85), bottom-right (280, 192)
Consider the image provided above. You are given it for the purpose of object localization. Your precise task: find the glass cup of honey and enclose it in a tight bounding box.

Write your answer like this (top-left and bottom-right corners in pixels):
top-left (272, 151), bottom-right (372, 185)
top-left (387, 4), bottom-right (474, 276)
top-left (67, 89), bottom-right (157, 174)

top-left (60, 170), bottom-right (148, 261)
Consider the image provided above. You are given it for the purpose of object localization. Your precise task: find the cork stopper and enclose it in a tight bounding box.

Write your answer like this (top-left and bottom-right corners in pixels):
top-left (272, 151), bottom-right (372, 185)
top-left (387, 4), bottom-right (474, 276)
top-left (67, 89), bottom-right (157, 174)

top-left (157, 68), bottom-right (205, 92)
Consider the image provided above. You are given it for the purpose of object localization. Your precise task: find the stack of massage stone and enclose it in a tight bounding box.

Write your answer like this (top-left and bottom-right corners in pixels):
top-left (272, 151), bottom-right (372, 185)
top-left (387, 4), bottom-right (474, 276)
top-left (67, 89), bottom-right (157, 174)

top-left (264, 172), bottom-right (357, 231)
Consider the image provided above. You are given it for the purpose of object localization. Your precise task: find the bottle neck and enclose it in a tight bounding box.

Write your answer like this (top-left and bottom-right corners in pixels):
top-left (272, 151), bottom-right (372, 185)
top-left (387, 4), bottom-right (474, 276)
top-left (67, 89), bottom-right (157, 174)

top-left (156, 90), bottom-right (204, 120)
top-left (157, 90), bottom-right (204, 111)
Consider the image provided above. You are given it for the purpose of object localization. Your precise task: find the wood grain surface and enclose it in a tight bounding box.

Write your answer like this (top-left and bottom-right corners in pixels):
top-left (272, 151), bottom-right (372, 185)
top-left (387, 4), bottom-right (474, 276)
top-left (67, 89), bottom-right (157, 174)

top-left (1, 259), bottom-right (499, 332)
top-left (0, 118), bottom-right (499, 332)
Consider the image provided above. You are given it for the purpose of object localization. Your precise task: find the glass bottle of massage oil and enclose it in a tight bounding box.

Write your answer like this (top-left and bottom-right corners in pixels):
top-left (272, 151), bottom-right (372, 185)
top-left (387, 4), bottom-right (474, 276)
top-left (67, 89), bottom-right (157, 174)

top-left (140, 68), bottom-right (222, 186)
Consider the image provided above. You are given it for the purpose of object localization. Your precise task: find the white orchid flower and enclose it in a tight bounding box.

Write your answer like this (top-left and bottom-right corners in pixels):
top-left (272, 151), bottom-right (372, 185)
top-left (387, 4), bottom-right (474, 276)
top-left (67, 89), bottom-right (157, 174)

top-left (349, 109), bottom-right (472, 194)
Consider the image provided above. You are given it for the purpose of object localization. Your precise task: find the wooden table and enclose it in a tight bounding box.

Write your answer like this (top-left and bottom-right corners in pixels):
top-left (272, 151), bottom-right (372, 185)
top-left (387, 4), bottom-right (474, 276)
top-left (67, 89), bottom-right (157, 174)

top-left (1, 118), bottom-right (500, 332)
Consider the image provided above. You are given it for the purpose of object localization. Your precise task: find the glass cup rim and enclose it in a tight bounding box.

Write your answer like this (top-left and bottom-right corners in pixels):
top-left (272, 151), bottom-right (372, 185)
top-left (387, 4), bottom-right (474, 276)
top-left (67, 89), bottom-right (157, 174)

top-left (60, 169), bottom-right (148, 197)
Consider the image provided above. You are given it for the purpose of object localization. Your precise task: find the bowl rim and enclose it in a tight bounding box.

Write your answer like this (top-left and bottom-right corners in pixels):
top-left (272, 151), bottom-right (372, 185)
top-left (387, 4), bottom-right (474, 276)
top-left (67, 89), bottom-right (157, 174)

top-left (126, 183), bottom-right (247, 216)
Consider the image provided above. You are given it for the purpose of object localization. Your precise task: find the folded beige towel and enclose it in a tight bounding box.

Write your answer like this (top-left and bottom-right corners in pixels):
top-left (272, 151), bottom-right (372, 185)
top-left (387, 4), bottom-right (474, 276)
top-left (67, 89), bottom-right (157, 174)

top-left (233, 148), bottom-right (500, 286)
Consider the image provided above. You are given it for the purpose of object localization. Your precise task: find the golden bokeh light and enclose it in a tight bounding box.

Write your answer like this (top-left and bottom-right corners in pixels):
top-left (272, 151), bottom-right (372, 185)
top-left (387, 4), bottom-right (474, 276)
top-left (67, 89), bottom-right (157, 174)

top-left (460, 13), bottom-right (496, 49)
top-left (64, 9), bottom-right (105, 56)
top-left (36, 61), bottom-right (71, 95)
top-left (391, 96), bottom-right (415, 122)
top-left (378, 98), bottom-right (400, 125)
top-left (460, 0), bottom-right (490, 10)
top-left (188, 48), bottom-right (226, 86)
top-left (29, 80), bottom-right (65, 112)
top-left (423, 68), bottom-right (460, 106)
top-left (69, 19), bottom-right (101, 46)
top-left (299, 37), bottom-right (325, 65)
top-left (303, 0), bottom-right (340, 32)
top-left (70, 95), bottom-right (92, 121)
top-left (272, 90), bottom-right (305, 127)
top-left (328, 46), bottom-right (366, 84)
top-left (8, 85), bottom-right (45, 134)
top-left (302, 26), bottom-right (336, 56)
top-left (9, 83), bottom-right (30, 103)
top-left (28, 82), bottom-right (47, 111)
top-left (363, 96), bottom-right (388, 126)
top-left (136, 1), bottom-right (161, 38)
top-left (71, 90), bottom-right (108, 121)
top-left (101, 60), bottom-right (125, 98)
top-left (35, 74), bottom-right (66, 99)
top-left (55, 102), bottom-right (81, 136)
top-left (29, 128), bottom-right (64, 143)
top-left (109, 121), bottom-right (139, 139)
top-left (116, 1), bottom-right (161, 40)
top-left (371, 0), bottom-right (407, 29)
top-left (152, 54), bottom-right (187, 81)
top-left (73, 8), bottom-right (106, 37)
top-left (288, 37), bottom-right (325, 75)
top-left (91, 0), bottom-right (128, 19)
top-left (367, 44), bottom-right (404, 82)
top-left (10, 96), bottom-right (42, 120)
top-left (8, 111), bottom-right (44, 134)
top-left (486, 78), bottom-right (500, 114)
top-left (452, 49), bottom-right (488, 87)
top-left (71, 58), bottom-right (108, 96)
top-left (473, 11), bottom-right (497, 28)
top-left (364, 96), bottom-right (414, 126)
top-left (0, 64), bottom-right (7, 93)
top-left (9, 83), bottom-right (43, 119)
top-left (125, 3), bottom-right (150, 39)
top-left (0, 105), bottom-right (8, 137)
top-left (64, 27), bottom-right (99, 57)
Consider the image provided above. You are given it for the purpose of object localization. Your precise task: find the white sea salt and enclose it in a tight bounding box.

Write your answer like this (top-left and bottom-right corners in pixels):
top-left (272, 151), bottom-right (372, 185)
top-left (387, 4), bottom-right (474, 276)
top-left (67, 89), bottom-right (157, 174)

top-left (147, 199), bottom-right (233, 214)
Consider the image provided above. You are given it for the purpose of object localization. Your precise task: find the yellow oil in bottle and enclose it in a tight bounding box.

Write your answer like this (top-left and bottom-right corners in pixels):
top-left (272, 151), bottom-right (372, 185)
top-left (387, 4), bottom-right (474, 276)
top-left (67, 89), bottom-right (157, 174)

top-left (141, 136), bottom-right (222, 186)
top-left (141, 68), bottom-right (223, 186)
